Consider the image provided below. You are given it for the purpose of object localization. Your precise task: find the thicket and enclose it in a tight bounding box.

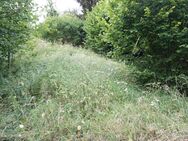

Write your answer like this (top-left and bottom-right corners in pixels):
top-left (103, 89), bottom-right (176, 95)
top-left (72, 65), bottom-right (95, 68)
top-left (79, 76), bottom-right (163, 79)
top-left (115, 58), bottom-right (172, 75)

top-left (84, 0), bottom-right (112, 54)
top-left (36, 14), bottom-right (85, 46)
top-left (84, 0), bottom-right (188, 94)
top-left (0, 0), bottom-right (34, 70)
top-left (76, 0), bottom-right (99, 13)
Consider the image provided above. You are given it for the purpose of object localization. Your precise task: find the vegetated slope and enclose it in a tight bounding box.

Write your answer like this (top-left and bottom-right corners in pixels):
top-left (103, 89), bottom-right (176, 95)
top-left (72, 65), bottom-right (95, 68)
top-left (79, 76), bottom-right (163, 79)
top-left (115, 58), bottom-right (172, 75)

top-left (0, 39), bottom-right (187, 141)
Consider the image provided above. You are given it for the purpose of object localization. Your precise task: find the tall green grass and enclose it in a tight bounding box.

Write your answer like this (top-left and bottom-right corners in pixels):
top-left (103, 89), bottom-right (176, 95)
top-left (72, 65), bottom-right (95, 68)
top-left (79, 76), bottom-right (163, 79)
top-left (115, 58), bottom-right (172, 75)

top-left (0, 39), bottom-right (187, 141)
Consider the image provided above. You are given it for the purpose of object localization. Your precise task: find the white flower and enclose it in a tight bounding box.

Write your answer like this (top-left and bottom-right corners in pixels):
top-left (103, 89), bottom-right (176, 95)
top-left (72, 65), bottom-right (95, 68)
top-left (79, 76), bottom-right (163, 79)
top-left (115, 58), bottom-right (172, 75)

top-left (150, 98), bottom-right (160, 108)
top-left (155, 98), bottom-right (160, 103)
top-left (42, 113), bottom-right (45, 118)
top-left (124, 88), bottom-right (128, 92)
top-left (18, 134), bottom-right (22, 137)
top-left (81, 120), bottom-right (85, 124)
top-left (116, 81), bottom-right (121, 84)
top-left (19, 81), bottom-right (24, 86)
top-left (46, 99), bottom-right (51, 104)
top-left (150, 101), bottom-right (156, 106)
top-left (150, 100), bottom-right (159, 109)
top-left (77, 125), bottom-right (82, 131)
top-left (116, 81), bottom-right (127, 85)
top-left (163, 85), bottom-right (170, 91)
top-left (19, 124), bottom-right (24, 129)
top-left (137, 96), bottom-right (145, 103)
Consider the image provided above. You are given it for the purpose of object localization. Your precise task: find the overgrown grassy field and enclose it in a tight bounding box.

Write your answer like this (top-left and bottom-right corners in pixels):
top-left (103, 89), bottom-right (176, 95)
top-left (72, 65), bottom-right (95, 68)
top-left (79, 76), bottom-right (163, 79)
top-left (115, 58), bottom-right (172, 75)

top-left (0, 39), bottom-right (188, 141)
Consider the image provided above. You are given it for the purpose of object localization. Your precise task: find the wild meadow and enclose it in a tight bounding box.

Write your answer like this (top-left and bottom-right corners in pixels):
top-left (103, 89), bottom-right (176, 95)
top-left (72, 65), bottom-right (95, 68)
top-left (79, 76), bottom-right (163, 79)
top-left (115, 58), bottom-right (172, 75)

top-left (0, 0), bottom-right (188, 140)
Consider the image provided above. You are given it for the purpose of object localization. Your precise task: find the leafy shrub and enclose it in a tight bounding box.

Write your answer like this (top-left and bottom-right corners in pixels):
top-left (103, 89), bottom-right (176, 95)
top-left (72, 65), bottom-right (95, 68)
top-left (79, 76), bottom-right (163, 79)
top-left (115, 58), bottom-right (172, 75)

top-left (84, 0), bottom-right (188, 94)
top-left (0, 0), bottom-right (34, 69)
top-left (36, 14), bottom-right (85, 46)
top-left (109, 0), bottom-right (188, 73)
top-left (84, 0), bottom-right (114, 54)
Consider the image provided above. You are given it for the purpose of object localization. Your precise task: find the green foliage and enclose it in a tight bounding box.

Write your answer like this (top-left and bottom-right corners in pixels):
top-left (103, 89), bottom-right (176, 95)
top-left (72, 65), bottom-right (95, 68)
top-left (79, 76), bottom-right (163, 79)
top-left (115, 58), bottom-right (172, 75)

top-left (84, 0), bottom-right (113, 54)
top-left (45, 0), bottom-right (59, 17)
top-left (36, 14), bottom-right (85, 46)
top-left (84, 0), bottom-right (188, 93)
top-left (76, 0), bottom-right (99, 13)
top-left (109, 0), bottom-right (188, 72)
top-left (0, 0), bottom-right (35, 69)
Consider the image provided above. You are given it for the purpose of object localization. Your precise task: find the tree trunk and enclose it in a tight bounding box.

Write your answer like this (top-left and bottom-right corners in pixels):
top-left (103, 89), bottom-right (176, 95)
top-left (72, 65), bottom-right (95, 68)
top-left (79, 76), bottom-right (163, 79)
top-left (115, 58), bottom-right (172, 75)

top-left (7, 49), bottom-right (11, 71)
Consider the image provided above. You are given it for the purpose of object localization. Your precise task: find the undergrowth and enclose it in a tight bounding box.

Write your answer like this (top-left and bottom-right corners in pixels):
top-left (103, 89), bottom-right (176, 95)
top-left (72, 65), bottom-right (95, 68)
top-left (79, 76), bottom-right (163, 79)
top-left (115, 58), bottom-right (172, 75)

top-left (0, 39), bottom-right (187, 141)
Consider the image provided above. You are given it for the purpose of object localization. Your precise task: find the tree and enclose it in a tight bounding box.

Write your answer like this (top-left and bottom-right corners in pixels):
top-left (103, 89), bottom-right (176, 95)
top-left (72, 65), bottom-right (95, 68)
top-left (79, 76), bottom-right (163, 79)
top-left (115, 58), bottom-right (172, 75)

top-left (0, 0), bottom-right (34, 70)
top-left (76, 0), bottom-right (99, 13)
top-left (84, 0), bottom-right (188, 93)
top-left (84, 0), bottom-right (113, 54)
top-left (36, 14), bottom-right (85, 46)
top-left (45, 0), bottom-right (58, 17)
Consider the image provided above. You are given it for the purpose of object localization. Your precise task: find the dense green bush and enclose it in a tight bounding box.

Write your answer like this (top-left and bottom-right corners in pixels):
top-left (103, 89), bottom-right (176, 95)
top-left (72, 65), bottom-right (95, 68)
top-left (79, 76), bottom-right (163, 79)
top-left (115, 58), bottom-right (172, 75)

top-left (111, 0), bottom-right (188, 71)
top-left (76, 0), bottom-right (99, 13)
top-left (0, 0), bottom-right (34, 69)
top-left (84, 0), bottom-right (114, 54)
top-left (36, 14), bottom-right (85, 46)
top-left (84, 0), bottom-right (188, 94)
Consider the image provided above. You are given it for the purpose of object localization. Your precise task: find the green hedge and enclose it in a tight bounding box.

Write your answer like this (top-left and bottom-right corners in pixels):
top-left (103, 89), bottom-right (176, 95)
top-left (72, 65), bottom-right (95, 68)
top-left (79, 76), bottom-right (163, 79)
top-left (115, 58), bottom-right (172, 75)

top-left (110, 0), bottom-right (188, 72)
top-left (84, 0), bottom-right (188, 93)
top-left (36, 14), bottom-right (85, 46)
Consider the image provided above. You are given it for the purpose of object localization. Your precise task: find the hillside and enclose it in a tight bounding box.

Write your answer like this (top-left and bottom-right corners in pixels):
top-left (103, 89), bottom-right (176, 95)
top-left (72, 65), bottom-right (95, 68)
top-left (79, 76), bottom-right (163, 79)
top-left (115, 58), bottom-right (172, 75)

top-left (0, 40), bottom-right (188, 141)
